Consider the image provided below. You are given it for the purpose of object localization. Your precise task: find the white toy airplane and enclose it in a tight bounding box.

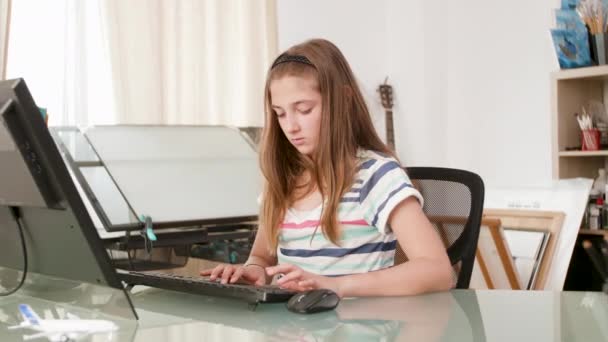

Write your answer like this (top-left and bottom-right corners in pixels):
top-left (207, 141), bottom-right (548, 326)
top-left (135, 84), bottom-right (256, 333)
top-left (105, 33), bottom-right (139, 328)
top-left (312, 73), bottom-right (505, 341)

top-left (7, 304), bottom-right (118, 341)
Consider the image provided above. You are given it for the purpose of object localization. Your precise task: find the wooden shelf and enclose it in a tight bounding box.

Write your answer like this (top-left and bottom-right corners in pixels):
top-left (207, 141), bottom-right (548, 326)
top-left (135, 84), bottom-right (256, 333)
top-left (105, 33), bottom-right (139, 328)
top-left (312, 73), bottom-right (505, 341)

top-left (559, 151), bottom-right (608, 157)
top-left (579, 229), bottom-right (608, 236)
top-left (553, 65), bottom-right (608, 81)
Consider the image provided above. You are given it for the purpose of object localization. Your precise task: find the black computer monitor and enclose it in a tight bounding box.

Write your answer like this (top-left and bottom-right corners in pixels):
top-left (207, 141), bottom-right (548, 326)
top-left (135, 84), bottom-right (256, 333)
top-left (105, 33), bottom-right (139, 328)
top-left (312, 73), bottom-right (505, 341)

top-left (0, 78), bottom-right (125, 292)
top-left (0, 79), bottom-right (63, 209)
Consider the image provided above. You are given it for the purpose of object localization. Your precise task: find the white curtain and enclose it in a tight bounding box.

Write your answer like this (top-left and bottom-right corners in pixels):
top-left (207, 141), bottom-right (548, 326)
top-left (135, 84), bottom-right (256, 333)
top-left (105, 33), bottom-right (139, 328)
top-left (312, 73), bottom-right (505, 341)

top-left (101, 0), bottom-right (278, 127)
top-left (6, 0), bottom-right (115, 126)
top-left (0, 0), bottom-right (10, 80)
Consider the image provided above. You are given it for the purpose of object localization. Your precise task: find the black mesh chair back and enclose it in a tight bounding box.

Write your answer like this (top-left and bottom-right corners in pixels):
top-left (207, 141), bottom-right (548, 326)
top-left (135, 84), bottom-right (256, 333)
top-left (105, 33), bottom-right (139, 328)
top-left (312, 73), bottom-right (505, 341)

top-left (395, 167), bottom-right (484, 289)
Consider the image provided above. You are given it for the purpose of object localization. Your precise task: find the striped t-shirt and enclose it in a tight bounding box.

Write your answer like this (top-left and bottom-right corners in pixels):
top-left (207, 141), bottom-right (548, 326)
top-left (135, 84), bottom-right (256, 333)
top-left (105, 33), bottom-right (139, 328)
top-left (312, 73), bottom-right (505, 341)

top-left (277, 149), bottom-right (423, 276)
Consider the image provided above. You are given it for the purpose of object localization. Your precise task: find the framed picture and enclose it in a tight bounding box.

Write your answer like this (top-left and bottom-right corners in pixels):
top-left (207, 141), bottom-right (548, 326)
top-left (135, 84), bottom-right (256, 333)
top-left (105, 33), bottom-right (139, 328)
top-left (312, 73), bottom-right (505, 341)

top-left (470, 218), bottom-right (522, 290)
top-left (481, 209), bottom-right (565, 290)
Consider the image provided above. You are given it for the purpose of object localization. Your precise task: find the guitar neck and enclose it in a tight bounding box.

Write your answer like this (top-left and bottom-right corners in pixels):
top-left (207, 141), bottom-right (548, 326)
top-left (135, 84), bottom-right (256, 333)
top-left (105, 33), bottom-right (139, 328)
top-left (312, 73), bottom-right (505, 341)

top-left (385, 109), bottom-right (395, 151)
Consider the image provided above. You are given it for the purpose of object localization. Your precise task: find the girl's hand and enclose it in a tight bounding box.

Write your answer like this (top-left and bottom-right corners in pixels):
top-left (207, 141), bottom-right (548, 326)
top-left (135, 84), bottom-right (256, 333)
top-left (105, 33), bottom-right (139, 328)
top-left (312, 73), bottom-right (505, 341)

top-left (200, 263), bottom-right (267, 286)
top-left (266, 263), bottom-right (342, 296)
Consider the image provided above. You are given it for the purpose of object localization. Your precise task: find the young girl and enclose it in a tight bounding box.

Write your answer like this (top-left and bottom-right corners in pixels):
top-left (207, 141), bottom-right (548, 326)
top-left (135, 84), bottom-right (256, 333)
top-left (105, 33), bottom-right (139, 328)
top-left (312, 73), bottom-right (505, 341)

top-left (201, 39), bottom-right (453, 297)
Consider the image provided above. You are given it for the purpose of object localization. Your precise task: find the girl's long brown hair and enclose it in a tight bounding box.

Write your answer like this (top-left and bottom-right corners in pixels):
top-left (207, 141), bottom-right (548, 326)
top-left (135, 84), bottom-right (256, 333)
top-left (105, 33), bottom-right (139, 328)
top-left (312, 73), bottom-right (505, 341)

top-left (260, 39), bottom-right (394, 255)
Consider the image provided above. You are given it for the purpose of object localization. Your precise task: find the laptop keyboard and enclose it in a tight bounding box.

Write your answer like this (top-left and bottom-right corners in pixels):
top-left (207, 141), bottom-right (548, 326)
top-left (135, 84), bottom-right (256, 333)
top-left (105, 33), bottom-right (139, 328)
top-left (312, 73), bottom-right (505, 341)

top-left (118, 270), bottom-right (296, 304)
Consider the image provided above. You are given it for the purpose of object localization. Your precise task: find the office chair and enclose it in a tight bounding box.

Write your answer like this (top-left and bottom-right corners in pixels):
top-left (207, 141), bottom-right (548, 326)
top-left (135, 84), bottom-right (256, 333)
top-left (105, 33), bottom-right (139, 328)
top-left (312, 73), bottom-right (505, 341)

top-left (395, 167), bottom-right (485, 289)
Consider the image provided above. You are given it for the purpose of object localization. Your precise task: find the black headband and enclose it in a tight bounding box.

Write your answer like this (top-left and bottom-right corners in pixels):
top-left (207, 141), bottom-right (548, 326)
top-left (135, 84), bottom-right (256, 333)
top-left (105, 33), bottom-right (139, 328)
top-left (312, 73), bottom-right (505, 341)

top-left (271, 53), bottom-right (315, 69)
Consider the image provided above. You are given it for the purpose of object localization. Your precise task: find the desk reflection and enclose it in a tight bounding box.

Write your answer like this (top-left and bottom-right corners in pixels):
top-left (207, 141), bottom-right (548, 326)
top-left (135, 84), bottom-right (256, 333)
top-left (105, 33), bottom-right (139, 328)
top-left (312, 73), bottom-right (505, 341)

top-left (268, 293), bottom-right (456, 341)
top-left (130, 289), bottom-right (484, 342)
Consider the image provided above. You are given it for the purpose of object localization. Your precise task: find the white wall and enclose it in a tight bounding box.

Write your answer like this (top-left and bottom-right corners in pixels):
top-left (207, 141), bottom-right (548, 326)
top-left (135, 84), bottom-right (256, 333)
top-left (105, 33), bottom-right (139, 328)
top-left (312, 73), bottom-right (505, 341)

top-left (276, 0), bottom-right (391, 146)
top-left (389, 0), bottom-right (560, 187)
top-left (386, 1), bottom-right (448, 168)
top-left (278, 0), bottom-right (562, 188)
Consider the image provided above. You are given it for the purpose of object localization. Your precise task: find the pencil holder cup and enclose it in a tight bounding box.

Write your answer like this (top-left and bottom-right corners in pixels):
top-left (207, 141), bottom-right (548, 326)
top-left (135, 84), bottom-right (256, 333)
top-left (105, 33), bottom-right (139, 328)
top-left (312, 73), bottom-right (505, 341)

top-left (582, 129), bottom-right (601, 151)
top-left (590, 33), bottom-right (608, 65)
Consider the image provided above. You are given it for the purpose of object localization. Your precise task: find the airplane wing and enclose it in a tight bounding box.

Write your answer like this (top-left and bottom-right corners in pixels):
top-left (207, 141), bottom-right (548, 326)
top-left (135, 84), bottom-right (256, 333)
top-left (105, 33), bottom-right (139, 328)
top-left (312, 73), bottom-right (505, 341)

top-left (23, 331), bottom-right (87, 342)
top-left (6, 322), bottom-right (29, 330)
top-left (23, 331), bottom-right (57, 341)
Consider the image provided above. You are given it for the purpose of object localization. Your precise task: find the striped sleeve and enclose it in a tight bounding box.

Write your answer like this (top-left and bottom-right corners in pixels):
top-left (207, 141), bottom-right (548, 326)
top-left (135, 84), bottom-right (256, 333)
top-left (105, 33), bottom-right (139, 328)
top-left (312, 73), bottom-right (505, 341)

top-left (358, 159), bottom-right (423, 234)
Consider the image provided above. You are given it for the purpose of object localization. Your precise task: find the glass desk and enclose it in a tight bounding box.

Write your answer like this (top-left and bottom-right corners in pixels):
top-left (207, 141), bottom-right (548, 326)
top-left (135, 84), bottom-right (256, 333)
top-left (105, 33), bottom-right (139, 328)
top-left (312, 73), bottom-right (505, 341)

top-left (1, 289), bottom-right (606, 341)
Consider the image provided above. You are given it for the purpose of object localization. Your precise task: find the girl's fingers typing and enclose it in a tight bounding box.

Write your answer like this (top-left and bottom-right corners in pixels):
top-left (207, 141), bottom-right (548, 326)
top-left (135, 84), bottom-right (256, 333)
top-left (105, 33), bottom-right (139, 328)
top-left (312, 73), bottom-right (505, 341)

top-left (221, 266), bottom-right (235, 284)
top-left (230, 267), bottom-right (245, 283)
top-left (243, 266), bottom-right (267, 285)
top-left (266, 264), bottom-right (294, 276)
top-left (276, 269), bottom-right (302, 285)
top-left (209, 265), bottom-right (226, 280)
top-left (279, 281), bottom-right (301, 292)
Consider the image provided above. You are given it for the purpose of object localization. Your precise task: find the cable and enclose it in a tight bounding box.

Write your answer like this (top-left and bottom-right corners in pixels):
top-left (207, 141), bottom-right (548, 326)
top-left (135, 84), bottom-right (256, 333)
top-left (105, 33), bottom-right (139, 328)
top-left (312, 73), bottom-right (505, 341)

top-left (0, 206), bottom-right (28, 296)
top-left (123, 230), bottom-right (134, 270)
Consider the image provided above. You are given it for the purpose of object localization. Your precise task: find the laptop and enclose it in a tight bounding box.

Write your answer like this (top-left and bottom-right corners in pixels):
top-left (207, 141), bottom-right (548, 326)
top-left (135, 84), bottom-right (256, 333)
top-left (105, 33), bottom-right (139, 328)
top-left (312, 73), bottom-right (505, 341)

top-left (0, 78), bottom-right (294, 314)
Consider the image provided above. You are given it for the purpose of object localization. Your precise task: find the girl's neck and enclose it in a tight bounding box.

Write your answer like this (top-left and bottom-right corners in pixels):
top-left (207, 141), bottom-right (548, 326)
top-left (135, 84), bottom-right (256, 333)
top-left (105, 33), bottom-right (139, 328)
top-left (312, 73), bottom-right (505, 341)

top-left (290, 177), bottom-right (323, 212)
top-left (293, 170), bottom-right (317, 198)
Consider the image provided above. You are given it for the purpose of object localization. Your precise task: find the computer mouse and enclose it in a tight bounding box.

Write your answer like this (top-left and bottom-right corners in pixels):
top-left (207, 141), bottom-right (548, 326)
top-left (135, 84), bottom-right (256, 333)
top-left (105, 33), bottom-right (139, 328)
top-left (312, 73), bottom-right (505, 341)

top-left (286, 289), bottom-right (340, 314)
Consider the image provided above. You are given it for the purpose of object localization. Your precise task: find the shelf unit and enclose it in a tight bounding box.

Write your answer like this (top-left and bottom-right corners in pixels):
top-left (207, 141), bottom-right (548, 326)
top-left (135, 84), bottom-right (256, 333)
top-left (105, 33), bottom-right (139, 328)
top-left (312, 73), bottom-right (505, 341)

top-left (552, 66), bottom-right (608, 179)
top-left (552, 66), bottom-right (608, 237)
top-left (552, 67), bottom-right (608, 292)
top-left (578, 229), bottom-right (608, 236)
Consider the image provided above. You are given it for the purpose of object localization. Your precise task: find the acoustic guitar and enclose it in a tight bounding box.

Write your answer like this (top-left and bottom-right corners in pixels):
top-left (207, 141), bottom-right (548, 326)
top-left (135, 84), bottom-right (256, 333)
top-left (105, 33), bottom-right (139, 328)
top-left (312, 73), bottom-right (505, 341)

top-left (378, 78), bottom-right (395, 151)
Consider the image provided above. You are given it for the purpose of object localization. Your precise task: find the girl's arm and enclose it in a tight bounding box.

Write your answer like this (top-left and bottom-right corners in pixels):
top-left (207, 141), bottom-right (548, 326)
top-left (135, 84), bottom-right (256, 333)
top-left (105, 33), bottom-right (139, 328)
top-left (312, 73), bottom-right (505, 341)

top-left (246, 222), bottom-right (278, 268)
top-left (335, 196), bottom-right (453, 296)
top-left (267, 197), bottom-right (454, 297)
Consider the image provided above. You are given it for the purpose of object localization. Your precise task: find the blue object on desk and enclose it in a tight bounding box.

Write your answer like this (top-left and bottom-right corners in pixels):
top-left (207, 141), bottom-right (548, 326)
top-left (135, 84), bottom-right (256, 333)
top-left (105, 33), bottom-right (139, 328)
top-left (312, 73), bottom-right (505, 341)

top-left (140, 215), bottom-right (157, 241)
top-left (38, 107), bottom-right (47, 121)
